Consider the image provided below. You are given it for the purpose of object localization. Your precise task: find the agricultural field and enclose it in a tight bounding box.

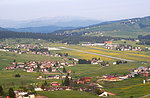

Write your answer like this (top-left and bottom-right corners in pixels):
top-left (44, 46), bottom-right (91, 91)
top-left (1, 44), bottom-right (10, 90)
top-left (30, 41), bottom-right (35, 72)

top-left (0, 39), bottom-right (150, 98)
top-left (103, 77), bottom-right (150, 98)
top-left (37, 91), bottom-right (99, 98)
top-left (64, 44), bottom-right (150, 62)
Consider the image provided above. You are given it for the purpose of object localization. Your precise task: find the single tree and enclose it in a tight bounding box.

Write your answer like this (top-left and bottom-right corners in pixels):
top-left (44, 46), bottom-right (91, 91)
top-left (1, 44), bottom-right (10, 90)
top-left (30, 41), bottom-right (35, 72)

top-left (63, 67), bottom-right (67, 73)
top-left (41, 84), bottom-right (45, 90)
top-left (0, 85), bottom-right (4, 96)
top-left (9, 88), bottom-right (15, 98)
top-left (95, 88), bottom-right (103, 95)
top-left (44, 81), bottom-right (48, 87)
top-left (64, 74), bottom-right (70, 86)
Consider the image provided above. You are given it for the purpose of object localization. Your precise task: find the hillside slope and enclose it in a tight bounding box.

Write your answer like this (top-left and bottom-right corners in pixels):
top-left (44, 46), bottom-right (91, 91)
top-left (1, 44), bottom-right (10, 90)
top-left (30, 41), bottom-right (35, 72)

top-left (57, 16), bottom-right (150, 38)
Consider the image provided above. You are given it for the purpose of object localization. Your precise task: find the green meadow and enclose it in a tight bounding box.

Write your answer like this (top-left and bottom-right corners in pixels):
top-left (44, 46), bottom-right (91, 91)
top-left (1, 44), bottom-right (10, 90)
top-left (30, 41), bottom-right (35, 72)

top-left (0, 39), bottom-right (150, 97)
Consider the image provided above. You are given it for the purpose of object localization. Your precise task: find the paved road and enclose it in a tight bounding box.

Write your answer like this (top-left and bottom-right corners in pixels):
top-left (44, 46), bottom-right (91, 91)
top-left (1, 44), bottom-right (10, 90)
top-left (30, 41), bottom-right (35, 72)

top-left (61, 47), bottom-right (134, 62)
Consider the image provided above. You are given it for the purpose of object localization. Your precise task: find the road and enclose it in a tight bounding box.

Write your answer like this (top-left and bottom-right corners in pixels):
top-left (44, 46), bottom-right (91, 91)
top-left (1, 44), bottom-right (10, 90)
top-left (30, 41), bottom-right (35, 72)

top-left (57, 69), bottom-right (65, 75)
top-left (61, 47), bottom-right (134, 62)
top-left (139, 94), bottom-right (150, 98)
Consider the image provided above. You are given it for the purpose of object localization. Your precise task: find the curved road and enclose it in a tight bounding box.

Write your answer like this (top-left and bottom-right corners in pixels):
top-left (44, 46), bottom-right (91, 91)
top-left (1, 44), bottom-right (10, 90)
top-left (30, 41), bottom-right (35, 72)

top-left (61, 47), bottom-right (134, 62)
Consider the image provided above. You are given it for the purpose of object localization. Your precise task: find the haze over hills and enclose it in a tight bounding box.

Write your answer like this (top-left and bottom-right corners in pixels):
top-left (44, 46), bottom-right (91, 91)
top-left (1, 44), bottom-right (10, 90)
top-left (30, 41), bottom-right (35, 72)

top-left (0, 16), bottom-right (102, 28)
top-left (7, 26), bottom-right (75, 33)
top-left (1, 16), bottom-right (150, 37)
top-left (57, 16), bottom-right (150, 38)
top-left (0, 16), bottom-right (102, 33)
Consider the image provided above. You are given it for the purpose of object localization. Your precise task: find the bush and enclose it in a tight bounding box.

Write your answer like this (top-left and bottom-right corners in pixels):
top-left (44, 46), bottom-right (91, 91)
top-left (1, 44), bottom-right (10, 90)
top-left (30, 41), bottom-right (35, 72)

top-left (15, 74), bottom-right (21, 77)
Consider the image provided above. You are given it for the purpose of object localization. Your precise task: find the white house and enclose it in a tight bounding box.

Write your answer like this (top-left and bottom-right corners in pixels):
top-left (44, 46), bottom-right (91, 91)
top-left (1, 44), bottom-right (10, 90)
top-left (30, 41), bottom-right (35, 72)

top-left (99, 92), bottom-right (108, 97)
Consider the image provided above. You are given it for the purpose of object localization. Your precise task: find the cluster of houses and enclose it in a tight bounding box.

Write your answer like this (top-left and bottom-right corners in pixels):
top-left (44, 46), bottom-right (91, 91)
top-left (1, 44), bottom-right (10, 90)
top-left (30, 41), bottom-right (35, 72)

top-left (13, 75), bottom-right (115, 97)
top-left (0, 44), bottom-right (68, 58)
top-left (5, 60), bottom-right (76, 73)
top-left (105, 44), bottom-right (143, 51)
top-left (81, 41), bottom-right (112, 46)
top-left (97, 74), bottom-right (128, 82)
top-left (35, 86), bottom-right (74, 92)
top-left (128, 66), bottom-right (150, 77)
top-left (97, 66), bottom-right (150, 82)
top-left (82, 43), bottom-right (105, 46)
top-left (35, 77), bottom-right (104, 93)
top-left (14, 90), bottom-right (35, 98)
top-left (37, 74), bottom-right (72, 80)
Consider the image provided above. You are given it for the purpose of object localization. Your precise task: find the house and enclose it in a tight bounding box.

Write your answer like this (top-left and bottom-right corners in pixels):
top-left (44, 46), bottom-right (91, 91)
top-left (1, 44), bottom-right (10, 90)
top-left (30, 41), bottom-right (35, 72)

top-left (67, 63), bottom-right (74, 67)
top-left (77, 77), bottom-right (91, 84)
top-left (60, 65), bottom-right (64, 68)
top-left (99, 92), bottom-right (108, 97)
top-left (91, 60), bottom-right (98, 65)
top-left (140, 71), bottom-right (150, 77)
top-left (52, 67), bottom-right (57, 72)
top-left (61, 62), bottom-right (66, 66)
top-left (68, 70), bottom-right (72, 73)
top-left (51, 82), bottom-right (59, 86)
top-left (62, 75), bottom-right (66, 79)
top-left (128, 72), bottom-right (138, 77)
top-left (68, 76), bottom-right (72, 79)
top-left (73, 58), bottom-right (79, 62)
top-left (113, 62), bottom-right (117, 65)
top-left (26, 69), bottom-right (33, 72)
top-left (119, 75), bottom-right (128, 80)
top-left (15, 91), bottom-right (28, 98)
top-left (106, 75), bottom-right (120, 81)
top-left (89, 83), bottom-right (103, 88)
top-left (34, 87), bottom-right (43, 91)
top-left (22, 93), bottom-right (35, 98)
top-left (18, 62), bottom-right (25, 68)
top-left (6, 66), bottom-right (15, 70)
top-left (54, 75), bottom-right (60, 79)
top-left (104, 41), bottom-right (112, 44)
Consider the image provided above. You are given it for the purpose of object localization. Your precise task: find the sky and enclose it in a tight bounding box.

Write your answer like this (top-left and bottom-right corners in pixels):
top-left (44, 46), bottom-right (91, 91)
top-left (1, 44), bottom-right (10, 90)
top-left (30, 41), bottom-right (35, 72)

top-left (0, 0), bottom-right (150, 21)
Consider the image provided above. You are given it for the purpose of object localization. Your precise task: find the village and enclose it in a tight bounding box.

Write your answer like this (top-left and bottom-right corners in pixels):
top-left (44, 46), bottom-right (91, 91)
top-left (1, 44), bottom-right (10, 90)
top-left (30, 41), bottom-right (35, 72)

top-left (3, 55), bottom-right (123, 98)
top-left (0, 40), bottom-right (150, 98)
top-left (82, 40), bottom-right (150, 51)
top-left (0, 44), bottom-right (69, 57)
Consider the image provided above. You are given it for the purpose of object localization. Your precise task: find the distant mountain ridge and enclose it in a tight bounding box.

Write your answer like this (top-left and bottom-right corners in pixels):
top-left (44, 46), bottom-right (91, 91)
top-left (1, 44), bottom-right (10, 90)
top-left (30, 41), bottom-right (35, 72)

top-left (0, 16), bottom-right (102, 33)
top-left (0, 27), bottom-right (8, 31)
top-left (0, 16), bottom-right (102, 28)
top-left (58, 16), bottom-right (150, 38)
top-left (7, 25), bottom-right (75, 33)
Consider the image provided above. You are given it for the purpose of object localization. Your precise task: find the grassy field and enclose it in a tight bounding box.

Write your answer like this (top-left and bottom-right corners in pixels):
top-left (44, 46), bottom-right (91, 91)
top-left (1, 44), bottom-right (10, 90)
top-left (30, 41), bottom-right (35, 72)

top-left (66, 62), bottom-right (150, 78)
top-left (64, 44), bottom-right (150, 62)
top-left (0, 51), bottom-right (63, 70)
top-left (37, 91), bottom-right (99, 98)
top-left (102, 77), bottom-right (150, 98)
top-left (1, 40), bottom-right (150, 98)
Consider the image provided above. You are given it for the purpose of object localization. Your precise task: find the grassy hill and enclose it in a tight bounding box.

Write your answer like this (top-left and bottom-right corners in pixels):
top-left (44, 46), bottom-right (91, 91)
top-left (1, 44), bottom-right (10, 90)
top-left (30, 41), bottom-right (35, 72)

top-left (57, 16), bottom-right (150, 38)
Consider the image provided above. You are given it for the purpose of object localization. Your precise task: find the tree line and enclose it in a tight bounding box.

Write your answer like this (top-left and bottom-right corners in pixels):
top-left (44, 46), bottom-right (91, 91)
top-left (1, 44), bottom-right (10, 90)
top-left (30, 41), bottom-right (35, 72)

top-left (0, 31), bottom-right (132, 44)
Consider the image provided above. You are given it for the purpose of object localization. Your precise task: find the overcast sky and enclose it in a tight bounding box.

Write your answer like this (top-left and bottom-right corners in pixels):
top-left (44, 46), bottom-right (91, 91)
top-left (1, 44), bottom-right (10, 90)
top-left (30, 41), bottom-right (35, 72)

top-left (0, 0), bottom-right (150, 21)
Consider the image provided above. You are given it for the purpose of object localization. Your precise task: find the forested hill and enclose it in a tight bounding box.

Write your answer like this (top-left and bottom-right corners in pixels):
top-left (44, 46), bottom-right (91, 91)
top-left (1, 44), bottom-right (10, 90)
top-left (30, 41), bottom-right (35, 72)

top-left (55, 16), bottom-right (150, 38)
top-left (0, 30), bottom-right (124, 44)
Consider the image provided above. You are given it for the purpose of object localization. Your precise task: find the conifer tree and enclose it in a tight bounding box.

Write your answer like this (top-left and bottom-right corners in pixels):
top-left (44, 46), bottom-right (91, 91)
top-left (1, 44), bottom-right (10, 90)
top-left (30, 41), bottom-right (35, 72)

top-left (0, 85), bottom-right (4, 96)
top-left (9, 88), bottom-right (15, 98)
